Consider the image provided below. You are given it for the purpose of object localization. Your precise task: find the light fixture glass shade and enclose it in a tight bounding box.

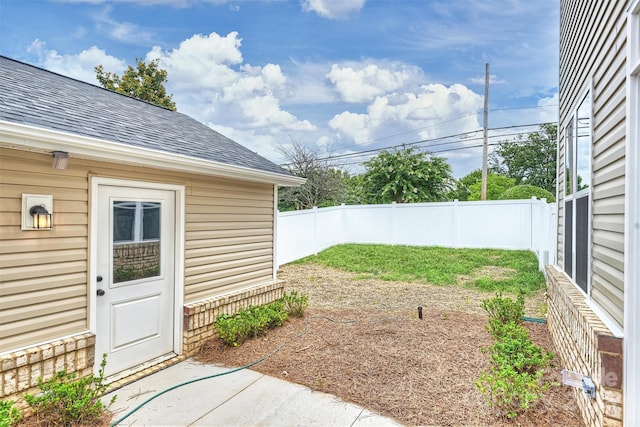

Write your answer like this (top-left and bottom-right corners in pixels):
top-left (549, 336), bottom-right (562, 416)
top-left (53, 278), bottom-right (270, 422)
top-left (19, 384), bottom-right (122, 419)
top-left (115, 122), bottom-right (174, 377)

top-left (52, 151), bottom-right (70, 170)
top-left (30, 205), bottom-right (52, 229)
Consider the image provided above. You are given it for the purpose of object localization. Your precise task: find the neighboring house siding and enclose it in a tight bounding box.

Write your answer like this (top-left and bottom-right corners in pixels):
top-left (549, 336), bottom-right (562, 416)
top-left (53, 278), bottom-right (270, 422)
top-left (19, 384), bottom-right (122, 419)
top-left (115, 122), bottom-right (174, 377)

top-left (559, 0), bottom-right (626, 327)
top-left (0, 148), bottom-right (275, 353)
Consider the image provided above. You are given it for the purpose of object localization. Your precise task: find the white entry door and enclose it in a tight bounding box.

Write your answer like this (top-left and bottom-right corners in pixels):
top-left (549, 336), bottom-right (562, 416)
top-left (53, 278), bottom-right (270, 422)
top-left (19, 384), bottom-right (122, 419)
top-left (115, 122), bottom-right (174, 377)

top-left (96, 185), bottom-right (176, 377)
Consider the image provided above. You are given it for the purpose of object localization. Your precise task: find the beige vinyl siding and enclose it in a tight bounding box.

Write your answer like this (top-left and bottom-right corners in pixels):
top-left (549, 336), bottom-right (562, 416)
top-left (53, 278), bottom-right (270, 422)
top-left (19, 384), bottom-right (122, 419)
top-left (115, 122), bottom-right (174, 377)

top-left (0, 149), bottom-right (89, 351)
top-left (559, 0), bottom-right (627, 326)
top-left (185, 178), bottom-right (274, 302)
top-left (1, 147), bottom-right (276, 353)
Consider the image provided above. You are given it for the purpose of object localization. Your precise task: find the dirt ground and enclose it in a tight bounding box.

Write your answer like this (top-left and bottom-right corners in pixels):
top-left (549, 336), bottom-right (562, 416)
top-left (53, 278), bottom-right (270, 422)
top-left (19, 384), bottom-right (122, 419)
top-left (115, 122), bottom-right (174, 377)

top-left (195, 263), bottom-right (584, 426)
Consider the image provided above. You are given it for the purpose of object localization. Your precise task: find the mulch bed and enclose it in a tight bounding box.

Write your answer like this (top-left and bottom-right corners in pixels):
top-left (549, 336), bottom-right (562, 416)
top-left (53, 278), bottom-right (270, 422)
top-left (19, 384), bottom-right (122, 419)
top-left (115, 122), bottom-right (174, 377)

top-left (195, 264), bottom-right (585, 426)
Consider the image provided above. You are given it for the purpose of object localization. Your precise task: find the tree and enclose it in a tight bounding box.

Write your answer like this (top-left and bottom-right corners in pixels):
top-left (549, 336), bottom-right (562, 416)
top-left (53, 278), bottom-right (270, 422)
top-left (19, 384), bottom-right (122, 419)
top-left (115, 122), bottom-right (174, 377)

top-left (489, 123), bottom-right (557, 194)
top-left (499, 184), bottom-right (555, 202)
top-left (95, 58), bottom-right (177, 111)
top-left (449, 169), bottom-right (483, 201)
top-left (468, 173), bottom-right (515, 200)
top-left (278, 140), bottom-right (346, 210)
top-left (362, 146), bottom-right (453, 204)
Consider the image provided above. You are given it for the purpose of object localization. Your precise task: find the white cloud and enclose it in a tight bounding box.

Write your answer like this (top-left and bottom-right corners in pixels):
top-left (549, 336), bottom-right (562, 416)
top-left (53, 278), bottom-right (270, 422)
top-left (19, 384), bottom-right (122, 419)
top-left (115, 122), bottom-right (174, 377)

top-left (536, 92), bottom-right (558, 123)
top-left (27, 39), bottom-right (126, 83)
top-left (146, 32), bottom-right (243, 91)
top-left (469, 74), bottom-right (506, 85)
top-left (300, 0), bottom-right (366, 19)
top-left (327, 63), bottom-right (417, 103)
top-left (147, 32), bottom-right (316, 139)
top-left (92, 6), bottom-right (156, 45)
top-left (329, 83), bottom-right (483, 145)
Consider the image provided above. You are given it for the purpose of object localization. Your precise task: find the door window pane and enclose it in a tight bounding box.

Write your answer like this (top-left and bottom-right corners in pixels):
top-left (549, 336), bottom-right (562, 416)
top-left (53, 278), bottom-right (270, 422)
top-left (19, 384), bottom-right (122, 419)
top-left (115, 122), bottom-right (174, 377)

top-left (113, 201), bottom-right (161, 283)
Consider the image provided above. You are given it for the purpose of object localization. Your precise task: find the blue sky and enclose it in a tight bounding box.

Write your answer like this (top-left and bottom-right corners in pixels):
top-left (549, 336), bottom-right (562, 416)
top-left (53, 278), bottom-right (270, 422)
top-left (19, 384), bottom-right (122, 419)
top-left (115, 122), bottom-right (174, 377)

top-left (0, 0), bottom-right (559, 178)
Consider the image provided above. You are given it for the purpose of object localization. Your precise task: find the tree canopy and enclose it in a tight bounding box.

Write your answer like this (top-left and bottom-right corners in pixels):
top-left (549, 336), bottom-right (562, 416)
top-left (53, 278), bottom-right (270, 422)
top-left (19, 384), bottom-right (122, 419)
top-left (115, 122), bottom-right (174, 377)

top-left (362, 147), bottom-right (453, 203)
top-left (489, 123), bottom-right (557, 194)
top-left (95, 58), bottom-right (177, 111)
top-left (278, 140), bottom-right (346, 211)
top-left (499, 184), bottom-right (555, 202)
top-left (467, 173), bottom-right (515, 201)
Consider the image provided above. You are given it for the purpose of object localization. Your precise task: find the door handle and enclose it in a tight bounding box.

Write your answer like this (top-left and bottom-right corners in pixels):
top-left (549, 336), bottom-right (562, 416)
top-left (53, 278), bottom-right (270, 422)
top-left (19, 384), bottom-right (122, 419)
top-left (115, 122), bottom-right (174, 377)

top-left (97, 289), bottom-right (106, 296)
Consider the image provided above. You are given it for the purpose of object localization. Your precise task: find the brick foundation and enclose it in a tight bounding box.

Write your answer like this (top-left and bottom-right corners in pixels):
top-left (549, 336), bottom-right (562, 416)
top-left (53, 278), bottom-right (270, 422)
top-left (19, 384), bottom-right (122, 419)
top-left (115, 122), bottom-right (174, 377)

top-left (546, 266), bottom-right (623, 426)
top-left (0, 281), bottom-right (285, 407)
top-left (183, 281), bottom-right (285, 355)
top-left (0, 332), bottom-right (95, 407)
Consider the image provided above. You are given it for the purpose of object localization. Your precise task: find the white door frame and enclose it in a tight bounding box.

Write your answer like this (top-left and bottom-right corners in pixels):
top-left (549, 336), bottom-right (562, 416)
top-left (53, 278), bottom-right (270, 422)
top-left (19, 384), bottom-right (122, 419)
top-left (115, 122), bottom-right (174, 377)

top-left (89, 177), bottom-right (185, 373)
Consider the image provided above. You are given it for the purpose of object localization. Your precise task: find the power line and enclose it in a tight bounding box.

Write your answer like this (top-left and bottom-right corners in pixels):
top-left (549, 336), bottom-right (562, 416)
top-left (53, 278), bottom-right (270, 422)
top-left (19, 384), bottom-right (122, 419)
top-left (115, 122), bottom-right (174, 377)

top-left (280, 122), bottom-right (554, 167)
top-left (327, 104), bottom-right (558, 151)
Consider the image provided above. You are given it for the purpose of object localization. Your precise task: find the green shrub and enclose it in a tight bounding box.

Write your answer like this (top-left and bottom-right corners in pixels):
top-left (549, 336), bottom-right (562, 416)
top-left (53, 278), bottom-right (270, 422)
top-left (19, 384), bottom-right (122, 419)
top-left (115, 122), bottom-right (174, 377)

top-left (487, 322), bottom-right (554, 376)
top-left (0, 400), bottom-right (21, 427)
top-left (476, 360), bottom-right (549, 418)
top-left (215, 292), bottom-right (309, 347)
top-left (498, 184), bottom-right (555, 203)
top-left (481, 292), bottom-right (525, 338)
top-left (281, 290), bottom-right (309, 318)
top-left (24, 354), bottom-right (116, 425)
top-left (477, 295), bottom-right (555, 418)
top-left (216, 301), bottom-right (289, 347)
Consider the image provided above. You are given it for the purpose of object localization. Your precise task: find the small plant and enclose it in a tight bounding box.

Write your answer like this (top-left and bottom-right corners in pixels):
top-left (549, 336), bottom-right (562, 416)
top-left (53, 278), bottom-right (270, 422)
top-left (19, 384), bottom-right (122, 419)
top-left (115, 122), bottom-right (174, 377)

top-left (215, 292), bottom-right (309, 347)
top-left (281, 290), bottom-right (308, 318)
top-left (215, 301), bottom-right (289, 347)
top-left (24, 353), bottom-right (116, 426)
top-left (481, 292), bottom-right (525, 338)
top-left (0, 400), bottom-right (21, 427)
top-left (477, 295), bottom-right (555, 418)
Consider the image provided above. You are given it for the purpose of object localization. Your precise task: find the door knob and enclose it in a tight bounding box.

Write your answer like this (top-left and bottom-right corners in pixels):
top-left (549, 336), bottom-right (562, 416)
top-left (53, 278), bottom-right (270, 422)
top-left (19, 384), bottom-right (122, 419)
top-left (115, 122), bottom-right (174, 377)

top-left (97, 289), bottom-right (105, 296)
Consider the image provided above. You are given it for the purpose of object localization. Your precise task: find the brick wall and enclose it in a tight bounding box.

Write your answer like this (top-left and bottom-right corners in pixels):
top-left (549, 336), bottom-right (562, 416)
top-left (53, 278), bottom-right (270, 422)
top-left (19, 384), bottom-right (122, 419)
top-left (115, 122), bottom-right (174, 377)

top-left (183, 281), bottom-right (285, 355)
top-left (0, 281), bottom-right (285, 407)
top-left (0, 333), bottom-right (95, 408)
top-left (546, 266), bottom-right (623, 426)
top-left (113, 241), bottom-right (160, 282)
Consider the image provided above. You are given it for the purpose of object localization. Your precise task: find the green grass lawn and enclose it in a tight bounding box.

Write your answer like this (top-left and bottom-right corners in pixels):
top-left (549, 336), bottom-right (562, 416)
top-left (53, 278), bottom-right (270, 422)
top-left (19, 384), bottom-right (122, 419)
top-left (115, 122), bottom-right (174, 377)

top-left (295, 244), bottom-right (545, 295)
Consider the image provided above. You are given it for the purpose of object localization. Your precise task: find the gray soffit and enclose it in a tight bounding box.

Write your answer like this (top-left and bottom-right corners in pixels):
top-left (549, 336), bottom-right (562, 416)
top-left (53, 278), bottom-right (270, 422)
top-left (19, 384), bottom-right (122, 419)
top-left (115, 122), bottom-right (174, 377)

top-left (0, 55), bottom-right (295, 179)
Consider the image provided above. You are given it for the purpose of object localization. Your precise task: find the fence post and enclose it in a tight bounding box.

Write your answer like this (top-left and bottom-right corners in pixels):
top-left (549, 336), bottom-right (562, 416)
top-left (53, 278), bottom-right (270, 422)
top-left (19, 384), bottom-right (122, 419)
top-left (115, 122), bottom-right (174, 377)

top-left (313, 206), bottom-right (318, 255)
top-left (453, 199), bottom-right (460, 248)
top-left (391, 202), bottom-right (397, 245)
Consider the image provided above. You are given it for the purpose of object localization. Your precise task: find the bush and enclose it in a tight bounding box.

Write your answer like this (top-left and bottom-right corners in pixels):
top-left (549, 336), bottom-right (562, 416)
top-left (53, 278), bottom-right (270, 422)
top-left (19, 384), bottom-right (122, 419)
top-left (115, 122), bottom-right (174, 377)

top-left (215, 292), bottom-right (309, 347)
top-left (498, 184), bottom-right (555, 203)
top-left (215, 301), bottom-right (289, 347)
top-left (281, 290), bottom-right (309, 318)
top-left (477, 294), bottom-right (555, 418)
top-left (24, 354), bottom-right (116, 426)
top-left (481, 292), bottom-right (525, 338)
top-left (0, 400), bottom-right (21, 427)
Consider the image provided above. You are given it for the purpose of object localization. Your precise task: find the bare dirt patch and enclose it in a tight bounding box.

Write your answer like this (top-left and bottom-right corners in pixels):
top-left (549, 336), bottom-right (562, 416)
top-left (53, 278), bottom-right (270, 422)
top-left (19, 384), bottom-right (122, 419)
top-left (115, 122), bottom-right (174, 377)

top-left (195, 263), bottom-right (583, 426)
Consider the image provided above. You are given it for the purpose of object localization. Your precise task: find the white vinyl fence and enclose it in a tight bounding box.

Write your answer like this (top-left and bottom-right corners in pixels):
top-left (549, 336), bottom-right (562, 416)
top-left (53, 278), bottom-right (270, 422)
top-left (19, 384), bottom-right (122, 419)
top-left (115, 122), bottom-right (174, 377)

top-left (277, 198), bottom-right (557, 271)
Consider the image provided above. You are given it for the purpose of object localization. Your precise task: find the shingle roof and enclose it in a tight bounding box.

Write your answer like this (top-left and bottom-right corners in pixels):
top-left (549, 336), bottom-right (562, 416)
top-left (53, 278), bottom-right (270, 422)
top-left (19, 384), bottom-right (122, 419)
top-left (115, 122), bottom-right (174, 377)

top-left (0, 56), bottom-right (294, 178)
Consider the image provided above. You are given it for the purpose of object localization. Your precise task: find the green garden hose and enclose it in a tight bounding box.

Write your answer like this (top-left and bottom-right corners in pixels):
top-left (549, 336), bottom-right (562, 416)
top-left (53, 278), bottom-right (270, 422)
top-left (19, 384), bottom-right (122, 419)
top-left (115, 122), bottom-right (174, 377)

top-left (109, 343), bottom-right (286, 427)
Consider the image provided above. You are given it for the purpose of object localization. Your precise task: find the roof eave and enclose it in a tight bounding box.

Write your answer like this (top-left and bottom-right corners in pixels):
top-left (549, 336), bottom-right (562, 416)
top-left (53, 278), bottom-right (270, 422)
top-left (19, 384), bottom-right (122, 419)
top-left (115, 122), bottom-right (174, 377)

top-left (0, 121), bottom-right (306, 187)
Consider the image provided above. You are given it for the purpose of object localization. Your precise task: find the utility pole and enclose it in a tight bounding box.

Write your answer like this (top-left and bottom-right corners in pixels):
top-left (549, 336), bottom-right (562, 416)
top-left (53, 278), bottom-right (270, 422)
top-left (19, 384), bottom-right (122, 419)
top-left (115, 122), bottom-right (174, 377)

top-left (481, 63), bottom-right (489, 200)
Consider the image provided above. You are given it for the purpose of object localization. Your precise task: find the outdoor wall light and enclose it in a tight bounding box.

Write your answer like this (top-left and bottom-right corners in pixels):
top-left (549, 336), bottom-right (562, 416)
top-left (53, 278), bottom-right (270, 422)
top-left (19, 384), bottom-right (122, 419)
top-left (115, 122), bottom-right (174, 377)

top-left (21, 194), bottom-right (54, 230)
top-left (29, 204), bottom-right (52, 229)
top-left (52, 151), bottom-right (70, 170)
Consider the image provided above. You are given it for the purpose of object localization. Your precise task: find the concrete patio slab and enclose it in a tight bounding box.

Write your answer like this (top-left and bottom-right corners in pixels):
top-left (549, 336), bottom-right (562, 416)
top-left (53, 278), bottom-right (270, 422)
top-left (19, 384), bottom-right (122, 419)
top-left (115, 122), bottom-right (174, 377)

top-left (104, 359), bottom-right (400, 427)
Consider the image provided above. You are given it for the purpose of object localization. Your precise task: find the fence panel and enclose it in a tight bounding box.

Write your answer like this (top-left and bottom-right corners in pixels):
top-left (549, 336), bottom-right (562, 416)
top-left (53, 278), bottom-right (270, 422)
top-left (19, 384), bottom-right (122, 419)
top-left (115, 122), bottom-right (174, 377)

top-left (277, 199), bottom-right (556, 270)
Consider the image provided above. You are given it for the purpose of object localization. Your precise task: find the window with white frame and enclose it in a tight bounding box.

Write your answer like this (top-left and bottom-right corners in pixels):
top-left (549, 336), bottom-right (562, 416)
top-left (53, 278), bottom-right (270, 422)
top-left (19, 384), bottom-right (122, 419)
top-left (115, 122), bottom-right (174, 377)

top-left (564, 91), bottom-right (592, 293)
top-left (113, 201), bottom-right (160, 243)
